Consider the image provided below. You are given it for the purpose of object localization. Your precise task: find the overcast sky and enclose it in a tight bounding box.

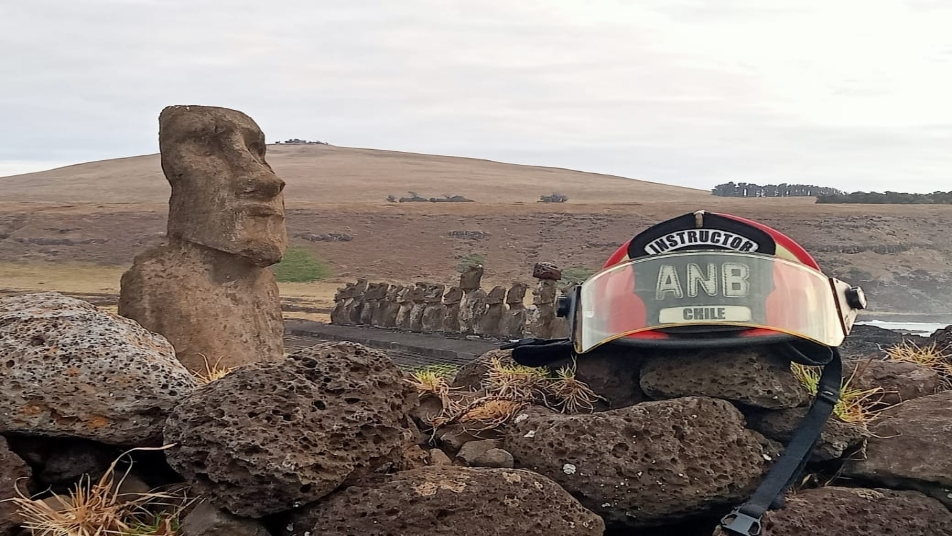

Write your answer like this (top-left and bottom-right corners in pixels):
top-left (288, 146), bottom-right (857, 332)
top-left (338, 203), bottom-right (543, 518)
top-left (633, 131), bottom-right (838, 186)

top-left (2, 0), bottom-right (951, 193)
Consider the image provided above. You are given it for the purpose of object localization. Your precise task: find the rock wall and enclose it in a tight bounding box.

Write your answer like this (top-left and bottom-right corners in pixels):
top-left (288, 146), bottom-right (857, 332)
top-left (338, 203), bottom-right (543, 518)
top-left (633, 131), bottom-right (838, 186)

top-left (1, 290), bottom-right (951, 536)
top-left (330, 263), bottom-right (572, 340)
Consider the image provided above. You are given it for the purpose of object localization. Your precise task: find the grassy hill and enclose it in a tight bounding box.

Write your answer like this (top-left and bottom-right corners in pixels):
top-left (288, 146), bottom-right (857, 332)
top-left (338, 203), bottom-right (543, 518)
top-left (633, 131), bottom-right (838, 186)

top-left (0, 144), bottom-right (710, 206)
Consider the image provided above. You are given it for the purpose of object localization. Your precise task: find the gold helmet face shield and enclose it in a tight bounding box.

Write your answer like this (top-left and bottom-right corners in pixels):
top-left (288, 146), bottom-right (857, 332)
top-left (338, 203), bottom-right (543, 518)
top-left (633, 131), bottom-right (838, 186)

top-left (574, 251), bottom-right (862, 354)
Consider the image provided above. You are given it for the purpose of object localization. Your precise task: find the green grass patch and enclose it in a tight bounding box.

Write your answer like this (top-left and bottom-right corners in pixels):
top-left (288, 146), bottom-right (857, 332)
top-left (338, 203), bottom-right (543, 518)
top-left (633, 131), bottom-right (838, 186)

top-left (562, 266), bottom-right (597, 284)
top-left (456, 253), bottom-right (485, 273)
top-left (272, 246), bottom-right (333, 283)
top-left (410, 363), bottom-right (460, 380)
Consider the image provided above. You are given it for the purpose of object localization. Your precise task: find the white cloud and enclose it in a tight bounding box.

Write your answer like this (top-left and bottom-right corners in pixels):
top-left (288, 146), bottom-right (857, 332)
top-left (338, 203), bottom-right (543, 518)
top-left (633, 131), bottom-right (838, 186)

top-left (1, 0), bottom-right (950, 193)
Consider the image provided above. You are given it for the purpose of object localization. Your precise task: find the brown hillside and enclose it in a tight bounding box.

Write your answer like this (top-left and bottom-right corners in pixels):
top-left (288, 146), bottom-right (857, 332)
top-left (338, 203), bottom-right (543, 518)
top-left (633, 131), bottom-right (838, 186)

top-left (1, 146), bottom-right (951, 319)
top-left (0, 144), bottom-right (710, 205)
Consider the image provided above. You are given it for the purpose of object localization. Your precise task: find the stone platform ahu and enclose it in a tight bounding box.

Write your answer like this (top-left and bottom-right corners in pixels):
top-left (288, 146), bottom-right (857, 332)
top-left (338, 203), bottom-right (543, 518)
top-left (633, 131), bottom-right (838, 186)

top-left (118, 105), bottom-right (289, 372)
top-left (331, 262), bottom-right (570, 340)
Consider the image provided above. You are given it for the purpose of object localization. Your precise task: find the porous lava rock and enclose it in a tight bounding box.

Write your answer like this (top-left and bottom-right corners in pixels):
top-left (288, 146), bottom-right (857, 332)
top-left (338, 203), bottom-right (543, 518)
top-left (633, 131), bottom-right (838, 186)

top-left (929, 325), bottom-right (952, 352)
top-left (163, 341), bottom-right (417, 518)
top-left (713, 487), bottom-right (952, 535)
top-left (843, 391), bottom-right (952, 497)
top-left (746, 408), bottom-right (868, 461)
top-left (572, 348), bottom-right (646, 410)
top-left (179, 501), bottom-right (270, 536)
top-left (0, 292), bottom-right (197, 445)
top-left (504, 397), bottom-right (772, 529)
top-left (640, 348), bottom-right (810, 409)
top-left (845, 358), bottom-right (941, 407)
top-left (1, 436), bottom-right (32, 535)
top-left (451, 348), bottom-right (513, 391)
top-left (283, 466), bottom-right (605, 536)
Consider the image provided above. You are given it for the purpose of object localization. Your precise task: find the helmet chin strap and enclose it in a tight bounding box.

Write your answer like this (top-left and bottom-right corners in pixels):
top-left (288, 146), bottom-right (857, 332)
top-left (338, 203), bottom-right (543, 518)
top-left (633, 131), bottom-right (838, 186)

top-left (720, 345), bottom-right (842, 536)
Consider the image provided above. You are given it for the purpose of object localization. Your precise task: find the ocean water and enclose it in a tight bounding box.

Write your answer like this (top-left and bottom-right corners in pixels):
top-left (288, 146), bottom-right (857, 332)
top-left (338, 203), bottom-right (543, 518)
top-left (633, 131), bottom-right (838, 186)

top-left (856, 320), bottom-right (947, 337)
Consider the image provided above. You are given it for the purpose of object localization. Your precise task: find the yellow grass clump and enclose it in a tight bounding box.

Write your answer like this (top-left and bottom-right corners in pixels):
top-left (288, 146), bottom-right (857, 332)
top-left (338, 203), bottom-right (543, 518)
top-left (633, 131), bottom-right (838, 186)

top-left (791, 363), bottom-right (884, 424)
top-left (192, 354), bottom-right (234, 385)
top-left (457, 398), bottom-right (527, 432)
top-left (407, 364), bottom-right (462, 426)
top-left (5, 446), bottom-right (192, 536)
top-left (484, 357), bottom-right (549, 402)
top-left (886, 340), bottom-right (952, 385)
top-left (547, 360), bottom-right (604, 414)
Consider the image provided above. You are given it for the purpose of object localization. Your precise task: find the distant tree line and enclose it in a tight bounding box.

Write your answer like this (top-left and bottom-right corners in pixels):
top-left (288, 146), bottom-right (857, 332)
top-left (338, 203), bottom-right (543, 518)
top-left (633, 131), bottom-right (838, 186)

top-left (816, 191), bottom-right (952, 204)
top-left (712, 182), bottom-right (845, 197)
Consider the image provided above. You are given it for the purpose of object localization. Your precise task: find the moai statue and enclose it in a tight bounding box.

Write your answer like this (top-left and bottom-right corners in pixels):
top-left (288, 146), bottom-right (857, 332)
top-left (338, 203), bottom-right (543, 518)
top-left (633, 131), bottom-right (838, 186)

top-left (459, 264), bottom-right (483, 293)
top-left (503, 282), bottom-right (529, 339)
top-left (330, 282), bottom-right (354, 325)
top-left (477, 286), bottom-right (507, 337)
top-left (370, 283), bottom-right (394, 327)
top-left (526, 262), bottom-right (561, 339)
top-left (442, 287), bottom-right (464, 333)
top-left (359, 282), bottom-right (386, 326)
top-left (458, 265), bottom-right (487, 335)
top-left (395, 286), bottom-right (416, 330)
top-left (420, 283), bottom-right (446, 333)
top-left (379, 284), bottom-right (403, 328)
top-left (409, 283), bottom-right (428, 332)
top-left (119, 105), bottom-right (289, 372)
top-left (344, 278), bottom-right (369, 325)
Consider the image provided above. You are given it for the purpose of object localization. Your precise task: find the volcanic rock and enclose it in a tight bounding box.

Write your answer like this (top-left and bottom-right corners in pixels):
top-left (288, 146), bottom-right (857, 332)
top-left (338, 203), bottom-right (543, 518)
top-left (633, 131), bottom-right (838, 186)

top-left (0, 292), bottom-right (197, 445)
top-left (163, 341), bottom-right (417, 518)
top-left (283, 466), bottom-right (604, 536)
top-left (504, 398), bottom-right (773, 529)
top-left (640, 348), bottom-right (810, 409)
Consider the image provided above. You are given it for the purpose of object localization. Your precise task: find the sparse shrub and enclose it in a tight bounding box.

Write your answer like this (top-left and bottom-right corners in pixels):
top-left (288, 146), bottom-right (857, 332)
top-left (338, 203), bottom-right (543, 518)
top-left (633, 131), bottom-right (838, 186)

top-left (540, 192), bottom-right (569, 203)
top-left (456, 253), bottom-right (485, 273)
top-left (386, 194), bottom-right (397, 203)
top-left (272, 246), bottom-right (333, 283)
top-left (397, 191), bottom-right (474, 203)
top-left (399, 191), bottom-right (427, 203)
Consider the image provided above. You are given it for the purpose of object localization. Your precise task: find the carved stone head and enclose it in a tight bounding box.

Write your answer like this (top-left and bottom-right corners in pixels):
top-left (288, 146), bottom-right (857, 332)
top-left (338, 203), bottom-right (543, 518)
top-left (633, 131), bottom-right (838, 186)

top-left (424, 284), bottom-right (446, 304)
top-left (160, 105), bottom-right (288, 266)
top-left (443, 287), bottom-right (464, 306)
top-left (486, 286), bottom-right (507, 305)
top-left (506, 283), bottom-right (528, 305)
top-left (459, 265), bottom-right (484, 292)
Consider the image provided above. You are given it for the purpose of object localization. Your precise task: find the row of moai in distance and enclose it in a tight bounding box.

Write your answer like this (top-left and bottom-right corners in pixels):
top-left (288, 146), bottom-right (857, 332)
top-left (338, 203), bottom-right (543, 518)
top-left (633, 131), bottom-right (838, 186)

top-left (330, 263), bottom-right (570, 340)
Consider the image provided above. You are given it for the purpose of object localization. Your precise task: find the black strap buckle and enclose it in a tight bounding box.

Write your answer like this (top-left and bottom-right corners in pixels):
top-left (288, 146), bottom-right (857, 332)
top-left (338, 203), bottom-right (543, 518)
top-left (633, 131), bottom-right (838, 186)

top-left (720, 508), bottom-right (763, 536)
top-left (816, 388), bottom-right (840, 405)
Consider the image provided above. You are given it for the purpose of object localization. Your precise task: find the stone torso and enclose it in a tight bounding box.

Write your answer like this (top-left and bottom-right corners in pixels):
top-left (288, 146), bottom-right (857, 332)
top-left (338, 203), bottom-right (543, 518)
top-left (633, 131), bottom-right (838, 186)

top-left (118, 239), bottom-right (284, 372)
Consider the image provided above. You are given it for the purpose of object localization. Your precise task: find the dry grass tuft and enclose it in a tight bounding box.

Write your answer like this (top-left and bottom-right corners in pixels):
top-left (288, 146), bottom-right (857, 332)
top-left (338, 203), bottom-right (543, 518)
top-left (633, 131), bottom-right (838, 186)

top-left (6, 446), bottom-right (192, 536)
top-left (457, 398), bottom-right (526, 432)
top-left (484, 357), bottom-right (549, 402)
top-left (886, 340), bottom-right (952, 385)
top-left (192, 354), bottom-right (234, 384)
top-left (791, 363), bottom-right (885, 424)
top-left (547, 360), bottom-right (604, 414)
top-left (407, 364), bottom-right (463, 427)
